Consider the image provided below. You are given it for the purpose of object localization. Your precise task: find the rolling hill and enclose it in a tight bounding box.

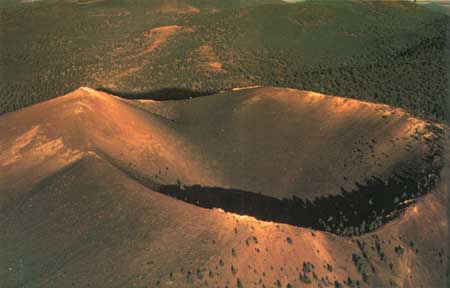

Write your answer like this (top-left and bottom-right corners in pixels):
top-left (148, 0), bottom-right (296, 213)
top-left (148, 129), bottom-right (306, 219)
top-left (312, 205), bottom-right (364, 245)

top-left (0, 87), bottom-right (448, 287)
top-left (0, 0), bottom-right (449, 120)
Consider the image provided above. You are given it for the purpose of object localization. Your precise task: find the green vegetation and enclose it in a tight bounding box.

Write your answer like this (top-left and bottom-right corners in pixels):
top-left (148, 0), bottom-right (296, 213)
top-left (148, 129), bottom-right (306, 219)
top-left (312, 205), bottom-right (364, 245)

top-left (299, 272), bottom-right (312, 284)
top-left (186, 271), bottom-right (194, 284)
top-left (237, 277), bottom-right (244, 288)
top-left (0, 0), bottom-right (448, 121)
top-left (351, 252), bottom-right (370, 283)
top-left (231, 264), bottom-right (238, 275)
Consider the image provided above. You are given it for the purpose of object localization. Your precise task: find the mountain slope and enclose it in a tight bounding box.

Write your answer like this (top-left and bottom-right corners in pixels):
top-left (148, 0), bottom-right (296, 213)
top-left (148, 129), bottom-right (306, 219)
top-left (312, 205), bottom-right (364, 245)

top-left (0, 87), bottom-right (443, 206)
top-left (0, 87), bottom-right (448, 287)
top-left (1, 153), bottom-right (448, 288)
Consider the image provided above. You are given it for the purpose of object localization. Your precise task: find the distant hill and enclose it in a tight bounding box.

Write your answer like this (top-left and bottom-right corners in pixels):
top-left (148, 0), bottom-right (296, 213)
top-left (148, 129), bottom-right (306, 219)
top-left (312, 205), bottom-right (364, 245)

top-left (3, 0), bottom-right (284, 8)
top-left (0, 0), bottom-right (449, 121)
top-left (420, 1), bottom-right (450, 16)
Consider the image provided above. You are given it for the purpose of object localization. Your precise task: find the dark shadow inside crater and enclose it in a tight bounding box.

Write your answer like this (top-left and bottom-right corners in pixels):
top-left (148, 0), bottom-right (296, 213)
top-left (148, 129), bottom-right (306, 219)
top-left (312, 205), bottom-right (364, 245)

top-left (106, 123), bottom-right (445, 237)
top-left (97, 87), bottom-right (218, 101)
top-left (157, 163), bottom-right (440, 236)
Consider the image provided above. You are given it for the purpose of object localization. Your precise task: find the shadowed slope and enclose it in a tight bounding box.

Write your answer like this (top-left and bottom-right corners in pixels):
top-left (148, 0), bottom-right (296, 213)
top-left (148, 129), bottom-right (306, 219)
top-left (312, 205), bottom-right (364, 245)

top-left (0, 153), bottom-right (448, 288)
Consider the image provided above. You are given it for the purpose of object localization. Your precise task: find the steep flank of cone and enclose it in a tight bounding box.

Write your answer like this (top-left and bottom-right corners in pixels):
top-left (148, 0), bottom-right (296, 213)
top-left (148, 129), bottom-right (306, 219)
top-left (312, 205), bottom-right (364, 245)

top-left (0, 87), bottom-right (446, 234)
top-left (0, 87), bottom-right (448, 287)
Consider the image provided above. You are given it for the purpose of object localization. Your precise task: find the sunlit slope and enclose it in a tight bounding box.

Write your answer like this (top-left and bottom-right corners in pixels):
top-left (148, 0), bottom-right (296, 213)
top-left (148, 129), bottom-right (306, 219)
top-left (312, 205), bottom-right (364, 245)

top-left (130, 87), bottom-right (441, 200)
top-left (0, 87), bottom-right (219, 211)
top-left (0, 87), bottom-right (441, 205)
